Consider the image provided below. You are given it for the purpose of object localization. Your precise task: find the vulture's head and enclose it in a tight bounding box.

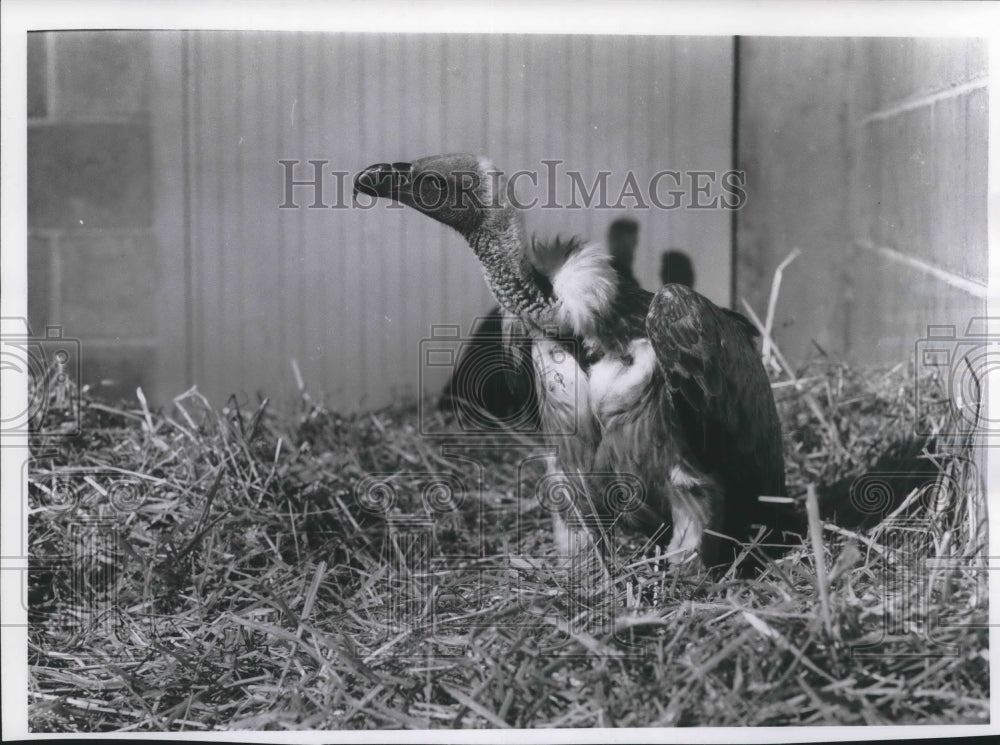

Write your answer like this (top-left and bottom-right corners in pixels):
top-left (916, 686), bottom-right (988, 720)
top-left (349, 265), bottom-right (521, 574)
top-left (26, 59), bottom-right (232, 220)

top-left (354, 153), bottom-right (510, 238)
top-left (355, 153), bottom-right (557, 321)
top-left (355, 153), bottom-right (617, 332)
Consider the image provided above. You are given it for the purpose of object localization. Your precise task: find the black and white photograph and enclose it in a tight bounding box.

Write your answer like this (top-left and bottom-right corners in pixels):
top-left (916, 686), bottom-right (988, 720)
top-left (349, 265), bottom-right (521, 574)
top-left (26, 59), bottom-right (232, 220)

top-left (1, 0), bottom-right (996, 738)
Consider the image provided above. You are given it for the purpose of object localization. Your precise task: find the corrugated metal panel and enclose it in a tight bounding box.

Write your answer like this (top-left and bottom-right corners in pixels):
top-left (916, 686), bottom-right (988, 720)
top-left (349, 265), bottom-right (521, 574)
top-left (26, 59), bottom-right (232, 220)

top-left (175, 32), bottom-right (733, 410)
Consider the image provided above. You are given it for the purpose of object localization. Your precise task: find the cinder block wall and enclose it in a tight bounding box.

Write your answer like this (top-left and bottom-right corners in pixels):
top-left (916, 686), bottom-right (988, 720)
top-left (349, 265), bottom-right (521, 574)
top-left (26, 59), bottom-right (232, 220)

top-left (737, 38), bottom-right (988, 367)
top-left (27, 31), bottom-right (155, 402)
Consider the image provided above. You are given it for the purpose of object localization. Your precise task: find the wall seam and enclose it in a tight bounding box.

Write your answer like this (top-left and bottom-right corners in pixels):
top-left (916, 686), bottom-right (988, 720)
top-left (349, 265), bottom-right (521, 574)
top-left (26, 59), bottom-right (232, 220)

top-left (730, 35), bottom-right (740, 310)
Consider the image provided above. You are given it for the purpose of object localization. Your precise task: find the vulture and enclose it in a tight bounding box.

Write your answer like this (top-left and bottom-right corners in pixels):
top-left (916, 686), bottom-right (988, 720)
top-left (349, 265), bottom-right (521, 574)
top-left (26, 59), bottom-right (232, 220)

top-left (439, 219), bottom-right (644, 432)
top-left (355, 154), bottom-right (803, 573)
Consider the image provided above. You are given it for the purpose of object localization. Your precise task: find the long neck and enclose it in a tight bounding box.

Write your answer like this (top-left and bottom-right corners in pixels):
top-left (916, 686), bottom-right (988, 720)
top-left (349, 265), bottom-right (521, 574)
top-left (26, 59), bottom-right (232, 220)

top-left (462, 209), bottom-right (554, 323)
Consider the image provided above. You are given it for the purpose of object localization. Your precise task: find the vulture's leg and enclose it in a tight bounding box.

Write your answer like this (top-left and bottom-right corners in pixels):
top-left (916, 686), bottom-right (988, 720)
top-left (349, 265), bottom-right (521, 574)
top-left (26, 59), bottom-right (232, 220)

top-left (540, 457), bottom-right (614, 631)
top-left (665, 465), bottom-right (723, 572)
top-left (542, 453), bottom-right (573, 556)
top-left (554, 466), bottom-right (615, 632)
top-left (543, 455), bottom-right (603, 566)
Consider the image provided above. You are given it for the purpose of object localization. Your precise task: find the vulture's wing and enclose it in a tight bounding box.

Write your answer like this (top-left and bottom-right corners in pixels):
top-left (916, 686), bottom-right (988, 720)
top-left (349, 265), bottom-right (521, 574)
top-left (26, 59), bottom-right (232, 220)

top-left (645, 284), bottom-right (797, 540)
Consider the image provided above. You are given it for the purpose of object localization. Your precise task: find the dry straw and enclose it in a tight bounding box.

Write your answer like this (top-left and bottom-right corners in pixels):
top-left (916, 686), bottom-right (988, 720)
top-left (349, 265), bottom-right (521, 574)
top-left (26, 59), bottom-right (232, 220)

top-left (26, 264), bottom-right (987, 729)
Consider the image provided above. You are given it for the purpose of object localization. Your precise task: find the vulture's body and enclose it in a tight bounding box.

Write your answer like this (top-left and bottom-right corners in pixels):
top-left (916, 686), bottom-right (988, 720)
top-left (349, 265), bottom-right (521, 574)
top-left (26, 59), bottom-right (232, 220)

top-left (356, 154), bottom-right (801, 572)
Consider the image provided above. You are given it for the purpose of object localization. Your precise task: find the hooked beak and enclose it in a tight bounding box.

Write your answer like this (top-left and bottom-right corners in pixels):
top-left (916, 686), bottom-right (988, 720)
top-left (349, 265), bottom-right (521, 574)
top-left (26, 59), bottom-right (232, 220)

top-left (353, 161), bottom-right (413, 200)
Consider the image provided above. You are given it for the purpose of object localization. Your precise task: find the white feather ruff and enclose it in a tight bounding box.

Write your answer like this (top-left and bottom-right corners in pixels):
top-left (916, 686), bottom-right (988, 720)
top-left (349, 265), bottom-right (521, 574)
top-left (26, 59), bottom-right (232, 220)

top-left (549, 242), bottom-right (618, 337)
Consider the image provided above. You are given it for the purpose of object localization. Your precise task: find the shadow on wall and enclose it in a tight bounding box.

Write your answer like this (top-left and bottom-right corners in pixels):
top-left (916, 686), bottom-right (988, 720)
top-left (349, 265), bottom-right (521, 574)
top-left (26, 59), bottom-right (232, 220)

top-left (660, 249), bottom-right (695, 289)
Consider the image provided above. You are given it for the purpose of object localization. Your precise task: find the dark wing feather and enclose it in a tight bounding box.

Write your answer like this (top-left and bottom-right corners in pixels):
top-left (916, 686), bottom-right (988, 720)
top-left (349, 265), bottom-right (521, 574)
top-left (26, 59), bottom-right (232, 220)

top-left (645, 284), bottom-right (800, 545)
top-left (594, 275), bottom-right (655, 358)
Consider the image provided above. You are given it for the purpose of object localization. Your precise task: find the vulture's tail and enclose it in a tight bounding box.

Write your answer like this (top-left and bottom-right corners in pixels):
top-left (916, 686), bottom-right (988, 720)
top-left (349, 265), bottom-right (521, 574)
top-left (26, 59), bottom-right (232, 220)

top-left (815, 435), bottom-right (962, 530)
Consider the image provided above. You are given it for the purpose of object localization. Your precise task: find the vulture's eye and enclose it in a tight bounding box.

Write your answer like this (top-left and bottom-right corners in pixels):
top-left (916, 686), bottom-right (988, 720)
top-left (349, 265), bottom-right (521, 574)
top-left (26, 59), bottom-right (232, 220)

top-left (413, 172), bottom-right (448, 210)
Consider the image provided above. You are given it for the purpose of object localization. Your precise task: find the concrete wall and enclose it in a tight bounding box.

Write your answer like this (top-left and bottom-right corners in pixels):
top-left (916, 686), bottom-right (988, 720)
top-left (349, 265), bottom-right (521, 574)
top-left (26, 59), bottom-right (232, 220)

top-left (27, 31), bottom-right (156, 402)
top-left (737, 38), bottom-right (988, 367)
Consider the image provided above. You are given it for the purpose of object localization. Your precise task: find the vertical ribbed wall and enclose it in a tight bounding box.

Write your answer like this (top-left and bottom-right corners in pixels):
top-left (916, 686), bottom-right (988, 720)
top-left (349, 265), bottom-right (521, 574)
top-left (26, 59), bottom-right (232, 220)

top-left (155, 32), bottom-right (734, 409)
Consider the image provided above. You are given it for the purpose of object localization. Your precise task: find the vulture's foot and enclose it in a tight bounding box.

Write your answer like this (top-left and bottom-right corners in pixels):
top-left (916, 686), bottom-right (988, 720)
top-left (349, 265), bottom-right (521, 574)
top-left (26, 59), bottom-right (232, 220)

top-left (665, 501), bottom-right (709, 573)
